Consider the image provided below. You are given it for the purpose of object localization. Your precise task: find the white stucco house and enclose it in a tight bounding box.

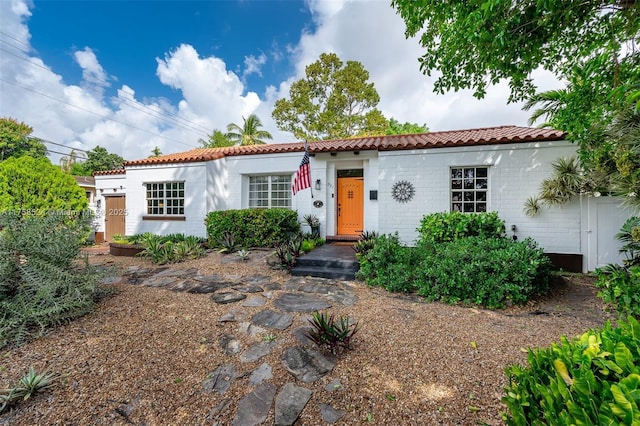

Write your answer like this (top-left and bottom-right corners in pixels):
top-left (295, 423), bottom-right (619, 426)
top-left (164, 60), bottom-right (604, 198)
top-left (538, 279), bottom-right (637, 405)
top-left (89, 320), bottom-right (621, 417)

top-left (94, 125), bottom-right (633, 272)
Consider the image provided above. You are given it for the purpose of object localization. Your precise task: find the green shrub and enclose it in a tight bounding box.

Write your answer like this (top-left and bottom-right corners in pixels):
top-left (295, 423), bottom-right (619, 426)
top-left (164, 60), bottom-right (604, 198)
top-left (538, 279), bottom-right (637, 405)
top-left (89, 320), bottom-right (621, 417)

top-left (417, 211), bottom-right (505, 245)
top-left (356, 233), bottom-right (420, 293)
top-left (357, 234), bottom-right (551, 308)
top-left (137, 233), bottom-right (205, 264)
top-left (205, 209), bottom-right (300, 248)
top-left (0, 212), bottom-right (103, 348)
top-left (416, 237), bottom-right (551, 308)
top-left (596, 265), bottom-right (640, 318)
top-left (502, 316), bottom-right (640, 425)
top-left (616, 216), bottom-right (640, 267)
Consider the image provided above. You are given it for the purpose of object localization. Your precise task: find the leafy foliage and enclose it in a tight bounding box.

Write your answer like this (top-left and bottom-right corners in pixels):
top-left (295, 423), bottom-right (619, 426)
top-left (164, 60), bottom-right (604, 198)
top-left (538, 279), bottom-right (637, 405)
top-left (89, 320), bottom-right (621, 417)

top-left (358, 233), bottom-right (551, 309)
top-left (596, 265), bottom-right (640, 319)
top-left (391, 1), bottom-right (639, 103)
top-left (502, 317), bottom-right (640, 425)
top-left (272, 52), bottom-right (387, 141)
top-left (0, 212), bottom-right (103, 348)
top-left (226, 114), bottom-right (273, 146)
top-left (217, 232), bottom-right (238, 254)
top-left (1, 367), bottom-right (57, 413)
top-left (0, 117), bottom-right (47, 161)
top-left (136, 234), bottom-right (206, 264)
top-left (304, 310), bottom-right (360, 354)
top-left (205, 208), bottom-right (300, 248)
top-left (385, 118), bottom-right (428, 135)
top-left (72, 146), bottom-right (124, 175)
top-left (617, 216), bottom-right (640, 267)
top-left (417, 211), bottom-right (505, 245)
top-left (0, 156), bottom-right (88, 214)
top-left (199, 129), bottom-right (234, 148)
top-left (352, 230), bottom-right (379, 258)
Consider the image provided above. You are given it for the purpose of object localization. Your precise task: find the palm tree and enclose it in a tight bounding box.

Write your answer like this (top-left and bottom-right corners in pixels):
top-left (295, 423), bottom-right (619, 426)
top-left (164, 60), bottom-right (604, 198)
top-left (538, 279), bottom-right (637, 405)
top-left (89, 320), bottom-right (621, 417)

top-left (226, 114), bottom-right (273, 146)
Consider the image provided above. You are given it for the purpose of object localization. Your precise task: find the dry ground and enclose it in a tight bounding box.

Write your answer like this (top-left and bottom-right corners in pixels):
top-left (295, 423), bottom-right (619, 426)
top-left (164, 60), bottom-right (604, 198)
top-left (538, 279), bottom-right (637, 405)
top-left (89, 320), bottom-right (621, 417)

top-left (0, 248), bottom-right (613, 425)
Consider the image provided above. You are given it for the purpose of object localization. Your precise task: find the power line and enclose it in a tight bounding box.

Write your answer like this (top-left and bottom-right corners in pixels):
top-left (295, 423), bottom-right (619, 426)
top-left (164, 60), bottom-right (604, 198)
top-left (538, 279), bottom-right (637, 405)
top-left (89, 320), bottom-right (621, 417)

top-left (0, 37), bottom-right (215, 137)
top-left (40, 139), bottom-right (89, 154)
top-left (0, 77), bottom-right (200, 149)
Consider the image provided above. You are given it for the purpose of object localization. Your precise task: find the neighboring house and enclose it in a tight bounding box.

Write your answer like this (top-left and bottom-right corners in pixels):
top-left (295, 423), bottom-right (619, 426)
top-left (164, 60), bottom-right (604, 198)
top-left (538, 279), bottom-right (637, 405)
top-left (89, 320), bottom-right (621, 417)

top-left (94, 125), bottom-right (633, 272)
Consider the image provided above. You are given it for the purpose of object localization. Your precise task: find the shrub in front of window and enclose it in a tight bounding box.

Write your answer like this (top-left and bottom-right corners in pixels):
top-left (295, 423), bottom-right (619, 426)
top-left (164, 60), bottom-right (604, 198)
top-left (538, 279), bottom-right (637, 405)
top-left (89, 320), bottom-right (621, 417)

top-left (357, 234), bottom-right (551, 309)
top-left (502, 317), bottom-right (640, 425)
top-left (205, 208), bottom-right (300, 248)
top-left (417, 211), bottom-right (505, 246)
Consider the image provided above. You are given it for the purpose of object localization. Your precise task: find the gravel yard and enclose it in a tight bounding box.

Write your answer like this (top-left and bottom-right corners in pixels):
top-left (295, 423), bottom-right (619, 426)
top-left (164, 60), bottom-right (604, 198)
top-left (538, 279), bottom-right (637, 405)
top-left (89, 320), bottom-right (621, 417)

top-left (0, 248), bottom-right (612, 425)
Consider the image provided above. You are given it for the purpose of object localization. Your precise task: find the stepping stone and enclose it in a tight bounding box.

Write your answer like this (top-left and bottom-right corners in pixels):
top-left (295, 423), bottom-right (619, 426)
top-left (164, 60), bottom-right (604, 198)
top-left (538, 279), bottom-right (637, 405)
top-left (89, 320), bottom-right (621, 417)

top-left (193, 274), bottom-right (224, 283)
top-left (242, 297), bottom-right (266, 307)
top-left (209, 398), bottom-right (231, 418)
top-left (240, 341), bottom-right (276, 363)
top-left (319, 403), bottom-right (345, 424)
top-left (142, 276), bottom-right (184, 287)
top-left (274, 383), bottom-right (312, 426)
top-left (244, 274), bottom-right (270, 283)
top-left (219, 310), bottom-right (248, 322)
top-left (212, 292), bottom-right (247, 304)
top-left (232, 383), bottom-right (276, 426)
top-left (263, 282), bottom-right (282, 291)
top-left (281, 346), bottom-right (335, 383)
top-left (251, 309), bottom-right (293, 330)
top-left (292, 326), bottom-right (316, 347)
top-left (325, 379), bottom-right (342, 392)
top-left (273, 293), bottom-right (331, 312)
top-left (299, 282), bottom-right (335, 294)
top-left (153, 268), bottom-right (198, 278)
top-left (325, 290), bottom-right (357, 306)
top-left (238, 322), bottom-right (267, 338)
top-left (188, 281), bottom-right (234, 294)
top-left (99, 276), bottom-right (121, 285)
top-left (202, 364), bottom-right (237, 395)
top-left (219, 335), bottom-right (242, 355)
top-left (249, 363), bottom-right (273, 386)
top-left (233, 284), bottom-right (263, 293)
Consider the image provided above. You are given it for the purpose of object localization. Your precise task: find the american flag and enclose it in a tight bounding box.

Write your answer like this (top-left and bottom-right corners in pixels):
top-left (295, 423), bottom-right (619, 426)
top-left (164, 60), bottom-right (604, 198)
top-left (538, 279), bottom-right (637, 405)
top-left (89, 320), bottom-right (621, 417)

top-left (292, 143), bottom-right (311, 195)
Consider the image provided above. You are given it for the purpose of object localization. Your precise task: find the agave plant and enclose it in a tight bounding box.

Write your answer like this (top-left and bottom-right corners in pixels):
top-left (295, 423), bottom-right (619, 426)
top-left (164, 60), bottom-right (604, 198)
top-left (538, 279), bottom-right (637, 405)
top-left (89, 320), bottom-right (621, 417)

top-left (1, 367), bottom-right (57, 413)
top-left (218, 232), bottom-right (237, 254)
top-left (304, 311), bottom-right (360, 354)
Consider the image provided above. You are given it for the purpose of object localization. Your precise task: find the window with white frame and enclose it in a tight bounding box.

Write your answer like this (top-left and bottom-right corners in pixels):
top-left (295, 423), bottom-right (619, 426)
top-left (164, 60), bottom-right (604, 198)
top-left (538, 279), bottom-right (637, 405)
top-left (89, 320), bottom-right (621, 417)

top-left (249, 175), bottom-right (291, 208)
top-left (451, 167), bottom-right (488, 213)
top-left (146, 181), bottom-right (185, 215)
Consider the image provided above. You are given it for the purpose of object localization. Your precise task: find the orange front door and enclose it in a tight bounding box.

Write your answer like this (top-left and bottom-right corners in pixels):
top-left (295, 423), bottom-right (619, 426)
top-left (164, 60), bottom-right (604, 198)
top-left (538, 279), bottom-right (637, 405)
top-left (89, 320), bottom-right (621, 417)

top-left (337, 177), bottom-right (364, 235)
top-left (105, 196), bottom-right (126, 241)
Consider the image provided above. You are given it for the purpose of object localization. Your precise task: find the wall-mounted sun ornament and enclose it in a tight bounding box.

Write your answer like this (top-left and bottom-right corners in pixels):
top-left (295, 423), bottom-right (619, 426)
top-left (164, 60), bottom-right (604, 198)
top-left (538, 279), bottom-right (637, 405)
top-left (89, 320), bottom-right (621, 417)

top-left (391, 180), bottom-right (415, 203)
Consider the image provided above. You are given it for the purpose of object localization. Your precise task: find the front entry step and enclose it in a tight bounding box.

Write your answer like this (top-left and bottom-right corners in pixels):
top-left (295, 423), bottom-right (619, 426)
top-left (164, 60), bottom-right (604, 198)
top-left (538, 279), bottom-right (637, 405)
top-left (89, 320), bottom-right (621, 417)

top-left (290, 244), bottom-right (359, 281)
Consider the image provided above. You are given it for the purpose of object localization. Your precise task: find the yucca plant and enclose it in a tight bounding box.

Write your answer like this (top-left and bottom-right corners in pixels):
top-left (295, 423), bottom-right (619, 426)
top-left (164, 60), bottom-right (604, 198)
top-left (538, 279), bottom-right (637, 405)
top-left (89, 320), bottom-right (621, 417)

top-left (1, 367), bottom-right (57, 413)
top-left (236, 248), bottom-right (250, 262)
top-left (217, 232), bottom-right (237, 254)
top-left (304, 311), bottom-right (360, 354)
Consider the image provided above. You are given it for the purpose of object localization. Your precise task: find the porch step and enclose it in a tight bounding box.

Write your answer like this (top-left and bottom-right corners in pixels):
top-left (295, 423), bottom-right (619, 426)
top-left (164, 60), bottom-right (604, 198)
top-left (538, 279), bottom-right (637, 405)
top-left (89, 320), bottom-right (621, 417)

top-left (290, 243), bottom-right (359, 281)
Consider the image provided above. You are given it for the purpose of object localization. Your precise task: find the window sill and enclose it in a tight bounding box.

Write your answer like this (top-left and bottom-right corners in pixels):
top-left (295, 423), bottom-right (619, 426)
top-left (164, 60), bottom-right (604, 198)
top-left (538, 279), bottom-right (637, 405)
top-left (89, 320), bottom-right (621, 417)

top-left (142, 215), bottom-right (186, 221)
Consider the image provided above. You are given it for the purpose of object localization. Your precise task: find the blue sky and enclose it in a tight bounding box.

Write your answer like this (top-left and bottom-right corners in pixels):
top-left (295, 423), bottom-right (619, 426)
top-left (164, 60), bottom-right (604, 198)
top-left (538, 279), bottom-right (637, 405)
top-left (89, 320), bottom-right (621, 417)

top-left (0, 0), bottom-right (561, 162)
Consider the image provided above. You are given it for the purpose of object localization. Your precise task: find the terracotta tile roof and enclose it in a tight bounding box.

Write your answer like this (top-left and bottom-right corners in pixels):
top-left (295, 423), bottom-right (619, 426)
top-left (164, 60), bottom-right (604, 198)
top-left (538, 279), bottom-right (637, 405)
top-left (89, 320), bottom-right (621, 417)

top-left (123, 126), bottom-right (566, 167)
top-left (93, 169), bottom-right (126, 176)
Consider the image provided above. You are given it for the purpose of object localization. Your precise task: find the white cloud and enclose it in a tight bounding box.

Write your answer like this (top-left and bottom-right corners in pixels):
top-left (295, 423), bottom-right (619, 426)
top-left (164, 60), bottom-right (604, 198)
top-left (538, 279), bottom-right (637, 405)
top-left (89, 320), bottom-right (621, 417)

top-left (74, 47), bottom-right (109, 94)
top-left (242, 53), bottom-right (267, 79)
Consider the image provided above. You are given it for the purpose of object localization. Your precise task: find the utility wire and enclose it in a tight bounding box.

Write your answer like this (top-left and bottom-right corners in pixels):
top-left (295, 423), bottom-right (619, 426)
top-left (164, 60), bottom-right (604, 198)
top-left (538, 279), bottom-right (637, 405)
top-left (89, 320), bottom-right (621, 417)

top-left (0, 77), bottom-right (200, 149)
top-left (0, 37), bottom-right (214, 137)
top-left (40, 139), bottom-right (89, 154)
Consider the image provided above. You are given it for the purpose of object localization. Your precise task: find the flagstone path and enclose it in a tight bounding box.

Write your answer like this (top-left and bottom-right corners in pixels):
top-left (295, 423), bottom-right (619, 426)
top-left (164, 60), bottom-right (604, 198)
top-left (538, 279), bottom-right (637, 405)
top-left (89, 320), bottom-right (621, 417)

top-left (102, 265), bottom-right (358, 425)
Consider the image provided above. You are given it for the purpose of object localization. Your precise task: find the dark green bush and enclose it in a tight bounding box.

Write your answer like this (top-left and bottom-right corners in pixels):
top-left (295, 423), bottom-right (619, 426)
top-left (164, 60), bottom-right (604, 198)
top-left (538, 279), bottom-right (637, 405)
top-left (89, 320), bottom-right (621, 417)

top-left (502, 316), bottom-right (640, 425)
top-left (357, 234), bottom-right (551, 308)
top-left (596, 265), bottom-right (640, 318)
top-left (205, 208), bottom-right (300, 248)
top-left (417, 211), bottom-right (505, 245)
top-left (0, 212), bottom-right (104, 348)
top-left (356, 234), bottom-right (420, 293)
top-left (416, 237), bottom-right (551, 308)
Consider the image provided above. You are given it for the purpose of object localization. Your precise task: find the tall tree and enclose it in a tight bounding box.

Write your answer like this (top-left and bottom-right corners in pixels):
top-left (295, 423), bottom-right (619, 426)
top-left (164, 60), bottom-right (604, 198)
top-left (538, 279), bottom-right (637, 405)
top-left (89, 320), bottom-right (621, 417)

top-left (60, 149), bottom-right (83, 173)
top-left (0, 156), bottom-right (87, 213)
top-left (272, 52), bottom-right (388, 141)
top-left (200, 129), bottom-right (234, 148)
top-left (392, 1), bottom-right (639, 204)
top-left (385, 118), bottom-right (428, 135)
top-left (226, 114), bottom-right (273, 146)
top-left (0, 117), bottom-right (47, 161)
top-left (80, 146), bottom-right (125, 175)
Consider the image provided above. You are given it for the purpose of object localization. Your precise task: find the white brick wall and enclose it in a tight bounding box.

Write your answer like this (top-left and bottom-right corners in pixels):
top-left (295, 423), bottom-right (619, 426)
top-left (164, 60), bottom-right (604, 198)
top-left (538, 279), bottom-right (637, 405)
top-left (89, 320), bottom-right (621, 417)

top-left (378, 141), bottom-right (582, 254)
